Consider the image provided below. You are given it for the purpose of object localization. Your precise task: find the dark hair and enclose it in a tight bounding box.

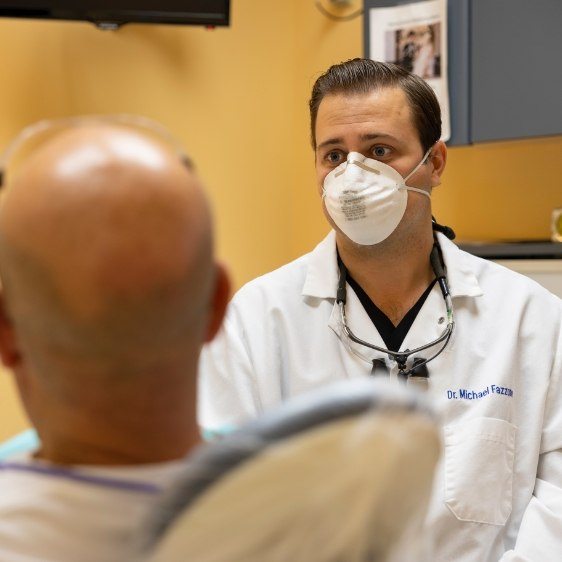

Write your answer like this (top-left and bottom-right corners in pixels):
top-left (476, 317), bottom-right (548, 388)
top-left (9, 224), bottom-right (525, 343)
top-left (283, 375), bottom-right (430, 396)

top-left (309, 58), bottom-right (441, 152)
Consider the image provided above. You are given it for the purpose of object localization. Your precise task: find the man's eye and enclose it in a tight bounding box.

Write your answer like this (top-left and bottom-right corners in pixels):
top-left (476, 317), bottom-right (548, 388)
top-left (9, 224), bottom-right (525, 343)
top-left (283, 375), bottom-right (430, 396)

top-left (371, 146), bottom-right (391, 158)
top-left (325, 151), bottom-right (344, 165)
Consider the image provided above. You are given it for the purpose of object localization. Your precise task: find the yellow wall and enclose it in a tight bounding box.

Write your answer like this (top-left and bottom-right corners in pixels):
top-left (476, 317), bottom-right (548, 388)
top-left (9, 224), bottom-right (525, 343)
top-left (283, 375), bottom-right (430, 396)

top-left (0, 0), bottom-right (299, 440)
top-left (436, 136), bottom-right (562, 241)
top-left (0, 1), bottom-right (560, 441)
top-left (0, 374), bottom-right (28, 440)
top-left (0, 2), bottom-right (299, 288)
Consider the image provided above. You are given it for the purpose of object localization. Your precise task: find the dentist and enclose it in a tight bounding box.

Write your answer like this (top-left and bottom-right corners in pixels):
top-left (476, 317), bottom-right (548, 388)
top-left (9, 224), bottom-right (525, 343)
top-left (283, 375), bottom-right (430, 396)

top-left (199, 59), bottom-right (562, 561)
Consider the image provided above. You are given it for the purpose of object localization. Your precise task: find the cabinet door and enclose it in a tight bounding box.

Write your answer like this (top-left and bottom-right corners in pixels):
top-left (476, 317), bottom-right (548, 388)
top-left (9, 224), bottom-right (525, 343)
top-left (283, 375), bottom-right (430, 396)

top-left (471, 0), bottom-right (562, 143)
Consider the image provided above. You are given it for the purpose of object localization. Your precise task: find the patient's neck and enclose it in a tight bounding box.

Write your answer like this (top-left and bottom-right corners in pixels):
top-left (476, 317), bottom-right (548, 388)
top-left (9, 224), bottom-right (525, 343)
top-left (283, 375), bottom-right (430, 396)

top-left (35, 420), bottom-right (200, 467)
top-left (33, 371), bottom-right (200, 467)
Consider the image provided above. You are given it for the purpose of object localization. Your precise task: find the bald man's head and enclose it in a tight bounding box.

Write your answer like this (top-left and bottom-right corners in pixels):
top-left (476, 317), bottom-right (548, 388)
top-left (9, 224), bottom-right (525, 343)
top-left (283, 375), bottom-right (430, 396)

top-left (0, 123), bottom-right (225, 385)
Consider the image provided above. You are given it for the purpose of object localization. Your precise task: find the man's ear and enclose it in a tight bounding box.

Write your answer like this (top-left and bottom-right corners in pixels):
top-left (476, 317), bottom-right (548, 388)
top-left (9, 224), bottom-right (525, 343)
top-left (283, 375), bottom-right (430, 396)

top-left (429, 140), bottom-right (447, 188)
top-left (204, 262), bottom-right (231, 343)
top-left (0, 292), bottom-right (21, 368)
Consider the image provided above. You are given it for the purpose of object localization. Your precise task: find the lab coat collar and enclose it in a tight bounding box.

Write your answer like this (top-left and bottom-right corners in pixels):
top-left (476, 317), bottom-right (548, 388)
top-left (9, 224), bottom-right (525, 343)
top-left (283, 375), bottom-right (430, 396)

top-left (301, 230), bottom-right (339, 299)
top-left (436, 232), bottom-right (483, 298)
top-left (301, 230), bottom-right (484, 300)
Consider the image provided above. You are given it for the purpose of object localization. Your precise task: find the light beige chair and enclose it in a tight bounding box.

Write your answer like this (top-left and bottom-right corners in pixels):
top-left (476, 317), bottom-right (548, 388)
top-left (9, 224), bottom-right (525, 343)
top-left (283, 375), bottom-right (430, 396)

top-left (145, 379), bottom-right (440, 562)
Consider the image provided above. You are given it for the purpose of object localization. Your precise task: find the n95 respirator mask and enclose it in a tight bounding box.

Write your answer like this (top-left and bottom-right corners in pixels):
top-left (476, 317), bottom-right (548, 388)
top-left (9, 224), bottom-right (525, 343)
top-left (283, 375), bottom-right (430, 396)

top-left (322, 150), bottom-right (432, 246)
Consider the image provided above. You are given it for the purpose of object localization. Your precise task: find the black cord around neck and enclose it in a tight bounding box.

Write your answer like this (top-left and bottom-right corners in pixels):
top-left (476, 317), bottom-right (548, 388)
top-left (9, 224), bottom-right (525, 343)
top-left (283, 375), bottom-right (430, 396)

top-left (432, 217), bottom-right (456, 240)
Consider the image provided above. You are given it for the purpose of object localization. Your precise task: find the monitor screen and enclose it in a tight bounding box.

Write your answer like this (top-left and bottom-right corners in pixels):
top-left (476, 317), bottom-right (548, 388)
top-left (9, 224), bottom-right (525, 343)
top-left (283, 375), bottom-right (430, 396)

top-left (0, 1), bottom-right (230, 27)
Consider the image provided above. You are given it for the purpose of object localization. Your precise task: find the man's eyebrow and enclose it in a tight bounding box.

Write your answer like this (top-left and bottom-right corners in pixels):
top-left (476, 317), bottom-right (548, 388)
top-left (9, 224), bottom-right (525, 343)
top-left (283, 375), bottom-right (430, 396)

top-left (316, 133), bottom-right (402, 150)
top-left (316, 137), bottom-right (342, 150)
top-left (359, 133), bottom-right (401, 143)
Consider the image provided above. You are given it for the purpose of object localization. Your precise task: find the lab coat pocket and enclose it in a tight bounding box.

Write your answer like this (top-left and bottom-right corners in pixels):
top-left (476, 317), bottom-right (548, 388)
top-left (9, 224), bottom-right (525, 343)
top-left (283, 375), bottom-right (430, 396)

top-left (444, 417), bottom-right (516, 525)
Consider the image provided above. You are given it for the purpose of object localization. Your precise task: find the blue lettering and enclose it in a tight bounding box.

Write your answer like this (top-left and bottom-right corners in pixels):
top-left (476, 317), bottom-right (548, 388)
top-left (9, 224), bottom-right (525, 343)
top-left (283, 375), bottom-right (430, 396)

top-left (454, 385), bottom-right (512, 400)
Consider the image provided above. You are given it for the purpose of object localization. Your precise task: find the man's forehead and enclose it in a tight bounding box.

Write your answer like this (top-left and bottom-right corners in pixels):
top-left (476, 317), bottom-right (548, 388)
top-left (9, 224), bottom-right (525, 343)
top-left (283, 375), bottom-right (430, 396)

top-left (315, 88), bottom-right (414, 137)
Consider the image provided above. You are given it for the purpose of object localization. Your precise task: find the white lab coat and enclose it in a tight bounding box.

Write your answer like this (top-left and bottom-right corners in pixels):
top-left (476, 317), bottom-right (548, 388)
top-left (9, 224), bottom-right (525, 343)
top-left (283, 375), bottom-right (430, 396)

top-left (199, 231), bottom-right (562, 562)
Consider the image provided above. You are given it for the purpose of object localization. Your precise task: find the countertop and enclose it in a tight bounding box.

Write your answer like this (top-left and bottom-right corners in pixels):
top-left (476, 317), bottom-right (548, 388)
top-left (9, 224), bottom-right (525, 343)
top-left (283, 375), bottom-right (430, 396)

top-left (458, 240), bottom-right (562, 260)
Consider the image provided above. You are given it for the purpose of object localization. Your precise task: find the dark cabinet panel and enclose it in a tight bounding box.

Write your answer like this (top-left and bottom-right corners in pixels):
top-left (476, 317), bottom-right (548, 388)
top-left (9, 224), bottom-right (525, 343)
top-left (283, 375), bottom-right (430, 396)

top-left (471, 0), bottom-right (562, 142)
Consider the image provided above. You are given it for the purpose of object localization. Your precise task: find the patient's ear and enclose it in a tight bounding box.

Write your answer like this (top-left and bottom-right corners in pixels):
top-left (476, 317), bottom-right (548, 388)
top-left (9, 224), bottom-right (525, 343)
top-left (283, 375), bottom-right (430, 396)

top-left (0, 292), bottom-right (21, 368)
top-left (204, 262), bottom-right (231, 343)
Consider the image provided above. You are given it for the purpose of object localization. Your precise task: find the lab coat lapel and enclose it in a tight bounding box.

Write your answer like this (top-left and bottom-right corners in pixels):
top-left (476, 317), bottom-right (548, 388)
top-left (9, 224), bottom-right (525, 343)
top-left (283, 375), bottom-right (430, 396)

top-left (301, 231), bottom-right (386, 365)
top-left (301, 231), bottom-right (339, 300)
top-left (400, 284), bottom-right (455, 355)
top-left (436, 233), bottom-right (483, 299)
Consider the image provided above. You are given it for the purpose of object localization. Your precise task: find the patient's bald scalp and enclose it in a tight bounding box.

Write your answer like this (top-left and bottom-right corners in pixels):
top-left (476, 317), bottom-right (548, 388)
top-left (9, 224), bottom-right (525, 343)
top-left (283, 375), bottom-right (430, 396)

top-left (0, 124), bottom-right (214, 377)
top-left (0, 121), bottom-right (229, 464)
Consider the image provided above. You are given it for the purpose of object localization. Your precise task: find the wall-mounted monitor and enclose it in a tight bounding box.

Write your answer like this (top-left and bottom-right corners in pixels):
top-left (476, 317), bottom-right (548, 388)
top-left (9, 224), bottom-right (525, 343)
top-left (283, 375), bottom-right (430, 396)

top-left (0, 1), bottom-right (230, 29)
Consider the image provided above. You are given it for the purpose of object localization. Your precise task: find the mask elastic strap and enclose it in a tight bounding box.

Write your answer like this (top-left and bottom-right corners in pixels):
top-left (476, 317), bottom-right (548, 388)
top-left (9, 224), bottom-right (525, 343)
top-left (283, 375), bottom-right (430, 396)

top-left (404, 185), bottom-right (431, 199)
top-left (403, 146), bottom-right (433, 183)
